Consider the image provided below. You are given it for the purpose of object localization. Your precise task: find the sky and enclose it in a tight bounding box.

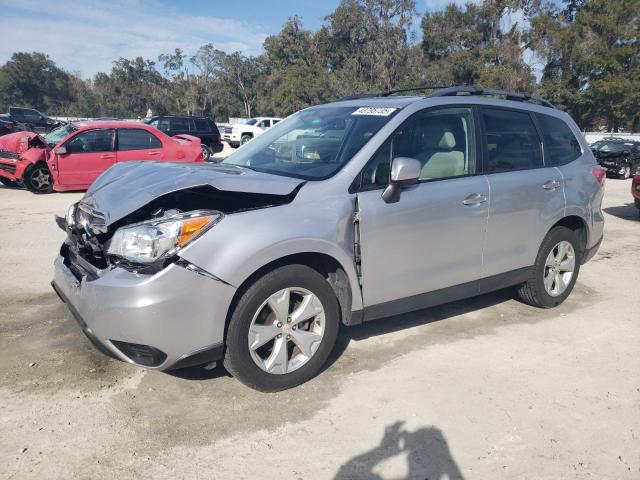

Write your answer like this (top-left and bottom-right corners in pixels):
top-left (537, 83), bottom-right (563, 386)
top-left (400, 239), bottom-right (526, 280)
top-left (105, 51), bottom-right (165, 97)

top-left (0, 0), bottom-right (480, 79)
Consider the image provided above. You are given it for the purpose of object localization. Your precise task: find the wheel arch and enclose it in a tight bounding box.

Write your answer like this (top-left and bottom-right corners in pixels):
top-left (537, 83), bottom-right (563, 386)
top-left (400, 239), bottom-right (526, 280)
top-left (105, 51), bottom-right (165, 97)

top-left (225, 252), bottom-right (357, 340)
top-left (549, 215), bottom-right (588, 256)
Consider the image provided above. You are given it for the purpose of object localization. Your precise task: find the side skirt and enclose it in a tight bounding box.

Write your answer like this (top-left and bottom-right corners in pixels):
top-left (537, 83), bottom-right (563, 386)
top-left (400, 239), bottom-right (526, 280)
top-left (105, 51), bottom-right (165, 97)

top-left (356, 267), bottom-right (532, 323)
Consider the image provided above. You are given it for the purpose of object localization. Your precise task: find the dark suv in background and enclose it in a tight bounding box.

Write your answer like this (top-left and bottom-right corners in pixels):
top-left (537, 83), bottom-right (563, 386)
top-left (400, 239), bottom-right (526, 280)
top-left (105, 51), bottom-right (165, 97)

top-left (0, 107), bottom-right (62, 136)
top-left (591, 138), bottom-right (640, 179)
top-left (144, 115), bottom-right (223, 161)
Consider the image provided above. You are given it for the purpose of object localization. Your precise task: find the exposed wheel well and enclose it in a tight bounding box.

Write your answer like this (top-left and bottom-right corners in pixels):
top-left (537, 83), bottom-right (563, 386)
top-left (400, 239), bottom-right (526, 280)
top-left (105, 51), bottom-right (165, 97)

top-left (550, 216), bottom-right (588, 255)
top-left (225, 253), bottom-right (354, 341)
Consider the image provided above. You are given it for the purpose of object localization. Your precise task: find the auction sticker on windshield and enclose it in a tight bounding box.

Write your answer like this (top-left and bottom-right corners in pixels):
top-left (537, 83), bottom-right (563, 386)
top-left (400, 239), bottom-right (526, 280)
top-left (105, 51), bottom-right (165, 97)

top-left (352, 107), bottom-right (397, 116)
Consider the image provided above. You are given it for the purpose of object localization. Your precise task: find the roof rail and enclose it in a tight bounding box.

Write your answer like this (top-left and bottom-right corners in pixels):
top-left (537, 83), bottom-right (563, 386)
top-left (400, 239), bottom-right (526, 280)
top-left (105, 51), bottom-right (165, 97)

top-left (429, 86), bottom-right (555, 109)
top-left (336, 85), bottom-right (453, 102)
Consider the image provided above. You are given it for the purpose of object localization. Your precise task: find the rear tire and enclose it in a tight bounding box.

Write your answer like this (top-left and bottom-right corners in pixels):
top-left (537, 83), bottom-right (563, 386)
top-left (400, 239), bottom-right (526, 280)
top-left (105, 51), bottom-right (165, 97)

top-left (201, 144), bottom-right (211, 161)
top-left (224, 265), bottom-right (340, 392)
top-left (517, 226), bottom-right (581, 308)
top-left (24, 163), bottom-right (53, 194)
top-left (622, 165), bottom-right (631, 180)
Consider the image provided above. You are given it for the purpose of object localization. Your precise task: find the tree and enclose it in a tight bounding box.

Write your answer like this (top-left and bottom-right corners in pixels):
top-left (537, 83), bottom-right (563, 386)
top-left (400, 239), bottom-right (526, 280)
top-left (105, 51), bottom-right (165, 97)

top-left (0, 52), bottom-right (74, 113)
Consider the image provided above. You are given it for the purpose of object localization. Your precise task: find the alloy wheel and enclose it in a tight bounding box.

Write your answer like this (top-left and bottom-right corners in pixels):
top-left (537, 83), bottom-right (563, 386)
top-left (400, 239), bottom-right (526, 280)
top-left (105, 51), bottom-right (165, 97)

top-left (248, 287), bottom-right (325, 375)
top-left (543, 240), bottom-right (575, 297)
top-left (29, 168), bottom-right (52, 191)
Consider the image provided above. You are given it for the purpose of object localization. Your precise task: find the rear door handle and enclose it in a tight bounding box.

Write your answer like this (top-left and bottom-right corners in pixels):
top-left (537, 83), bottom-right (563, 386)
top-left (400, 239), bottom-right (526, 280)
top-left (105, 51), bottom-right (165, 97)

top-left (462, 193), bottom-right (488, 206)
top-left (148, 151), bottom-right (161, 156)
top-left (99, 154), bottom-right (115, 159)
top-left (542, 180), bottom-right (561, 190)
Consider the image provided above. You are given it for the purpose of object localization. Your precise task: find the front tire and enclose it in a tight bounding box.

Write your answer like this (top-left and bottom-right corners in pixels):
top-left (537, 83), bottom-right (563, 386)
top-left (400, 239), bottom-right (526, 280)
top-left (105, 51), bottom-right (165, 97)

top-left (24, 163), bottom-right (53, 193)
top-left (622, 165), bottom-right (631, 180)
top-left (224, 265), bottom-right (340, 392)
top-left (240, 135), bottom-right (252, 146)
top-left (517, 226), bottom-right (581, 308)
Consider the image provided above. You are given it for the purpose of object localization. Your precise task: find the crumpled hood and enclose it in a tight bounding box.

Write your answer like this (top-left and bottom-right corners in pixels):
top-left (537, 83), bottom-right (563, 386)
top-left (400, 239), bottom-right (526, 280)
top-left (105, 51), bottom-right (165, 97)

top-left (80, 161), bottom-right (305, 225)
top-left (0, 131), bottom-right (41, 154)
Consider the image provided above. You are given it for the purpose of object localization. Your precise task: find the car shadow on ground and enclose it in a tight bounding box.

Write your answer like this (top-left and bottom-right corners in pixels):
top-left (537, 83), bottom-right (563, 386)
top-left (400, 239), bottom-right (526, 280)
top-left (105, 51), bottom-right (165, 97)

top-left (603, 203), bottom-right (639, 221)
top-left (170, 288), bottom-right (513, 381)
top-left (334, 421), bottom-right (464, 480)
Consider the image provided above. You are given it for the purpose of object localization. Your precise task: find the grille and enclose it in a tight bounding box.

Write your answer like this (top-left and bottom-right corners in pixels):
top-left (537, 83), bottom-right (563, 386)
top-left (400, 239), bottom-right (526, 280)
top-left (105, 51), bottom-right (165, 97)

top-left (0, 149), bottom-right (19, 160)
top-left (0, 164), bottom-right (16, 174)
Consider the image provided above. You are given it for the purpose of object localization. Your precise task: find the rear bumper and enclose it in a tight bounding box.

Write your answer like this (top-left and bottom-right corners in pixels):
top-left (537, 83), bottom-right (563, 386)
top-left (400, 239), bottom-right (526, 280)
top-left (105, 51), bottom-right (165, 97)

top-left (582, 234), bottom-right (603, 264)
top-left (52, 252), bottom-right (236, 370)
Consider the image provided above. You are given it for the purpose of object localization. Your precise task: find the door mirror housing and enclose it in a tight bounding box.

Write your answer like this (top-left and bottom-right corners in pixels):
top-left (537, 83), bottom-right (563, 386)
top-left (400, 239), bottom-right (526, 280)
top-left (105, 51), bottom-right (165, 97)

top-left (55, 146), bottom-right (67, 155)
top-left (382, 157), bottom-right (421, 204)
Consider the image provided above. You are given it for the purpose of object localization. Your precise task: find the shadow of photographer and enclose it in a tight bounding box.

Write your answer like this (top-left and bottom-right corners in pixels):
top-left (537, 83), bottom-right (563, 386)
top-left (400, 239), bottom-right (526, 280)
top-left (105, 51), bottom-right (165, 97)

top-left (335, 421), bottom-right (463, 480)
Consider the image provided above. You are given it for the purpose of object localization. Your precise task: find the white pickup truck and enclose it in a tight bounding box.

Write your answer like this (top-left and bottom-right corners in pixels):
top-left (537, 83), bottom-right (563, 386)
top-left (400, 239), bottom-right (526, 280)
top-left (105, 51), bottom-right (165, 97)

top-left (222, 117), bottom-right (282, 148)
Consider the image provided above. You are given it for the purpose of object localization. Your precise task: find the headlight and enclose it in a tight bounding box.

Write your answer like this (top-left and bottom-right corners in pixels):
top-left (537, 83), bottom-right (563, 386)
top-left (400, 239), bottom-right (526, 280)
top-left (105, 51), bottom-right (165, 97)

top-left (107, 210), bottom-right (222, 264)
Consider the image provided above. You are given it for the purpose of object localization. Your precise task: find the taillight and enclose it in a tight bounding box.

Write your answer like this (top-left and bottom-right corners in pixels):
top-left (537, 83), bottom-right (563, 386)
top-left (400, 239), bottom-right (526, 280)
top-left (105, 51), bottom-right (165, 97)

top-left (592, 166), bottom-right (606, 188)
top-left (3, 123), bottom-right (12, 129)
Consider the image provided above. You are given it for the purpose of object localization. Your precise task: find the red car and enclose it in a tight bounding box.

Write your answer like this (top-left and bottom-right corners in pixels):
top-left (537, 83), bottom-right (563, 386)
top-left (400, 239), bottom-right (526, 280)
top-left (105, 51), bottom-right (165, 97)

top-left (0, 121), bottom-right (203, 193)
top-left (632, 174), bottom-right (640, 214)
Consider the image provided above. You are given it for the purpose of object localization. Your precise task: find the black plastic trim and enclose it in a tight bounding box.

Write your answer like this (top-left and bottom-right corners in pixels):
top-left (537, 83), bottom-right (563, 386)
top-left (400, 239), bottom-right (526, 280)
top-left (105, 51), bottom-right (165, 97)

top-left (361, 267), bottom-right (532, 322)
top-left (582, 235), bottom-right (603, 264)
top-left (168, 344), bottom-right (225, 370)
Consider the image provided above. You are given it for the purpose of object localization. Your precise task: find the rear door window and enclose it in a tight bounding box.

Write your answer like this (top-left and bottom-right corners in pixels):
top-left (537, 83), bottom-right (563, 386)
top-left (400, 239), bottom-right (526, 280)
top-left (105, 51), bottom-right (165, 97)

top-left (170, 117), bottom-right (189, 131)
top-left (118, 129), bottom-right (162, 150)
top-left (481, 108), bottom-right (543, 172)
top-left (535, 114), bottom-right (582, 165)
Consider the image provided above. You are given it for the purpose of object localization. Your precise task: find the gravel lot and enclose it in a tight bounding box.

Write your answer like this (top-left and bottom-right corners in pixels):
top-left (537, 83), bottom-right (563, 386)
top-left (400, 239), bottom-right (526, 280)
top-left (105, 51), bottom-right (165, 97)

top-left (0, 173), bottom-right (638, 479)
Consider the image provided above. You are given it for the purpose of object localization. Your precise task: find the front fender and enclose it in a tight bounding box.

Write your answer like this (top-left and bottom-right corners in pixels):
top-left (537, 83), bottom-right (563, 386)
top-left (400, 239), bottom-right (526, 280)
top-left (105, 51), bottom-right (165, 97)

top-left (178, 194), bottom-right (363, 311)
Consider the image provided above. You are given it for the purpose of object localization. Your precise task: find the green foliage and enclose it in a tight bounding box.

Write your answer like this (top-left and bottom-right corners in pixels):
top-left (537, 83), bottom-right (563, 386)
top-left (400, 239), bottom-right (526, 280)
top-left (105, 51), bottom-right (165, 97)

top-left (0, 0), bottom-right (637, 131)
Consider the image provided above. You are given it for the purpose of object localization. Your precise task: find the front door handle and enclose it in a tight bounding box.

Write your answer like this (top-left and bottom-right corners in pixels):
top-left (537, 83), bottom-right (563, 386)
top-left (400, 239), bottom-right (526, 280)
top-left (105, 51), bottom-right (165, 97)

top-left (148, 151), bottom-right (161, 156)
top-left (542, 180), bottom-right (561, 190)
top-left (462, 193), bottom-right (488, 206)
top-left (99, 154), bottom-right (115, 159)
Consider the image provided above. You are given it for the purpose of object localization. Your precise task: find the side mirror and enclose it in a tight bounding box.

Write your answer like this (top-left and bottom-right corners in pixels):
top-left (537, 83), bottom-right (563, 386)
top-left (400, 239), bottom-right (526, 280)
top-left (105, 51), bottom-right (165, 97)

top-left (55, 146), bottom-right (67, 155)
top-left (382, 157), bottom-right (421, 204)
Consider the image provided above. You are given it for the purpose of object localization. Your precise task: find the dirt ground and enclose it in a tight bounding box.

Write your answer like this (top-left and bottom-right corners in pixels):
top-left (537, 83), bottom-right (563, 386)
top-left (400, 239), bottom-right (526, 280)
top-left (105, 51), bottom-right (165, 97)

top-left (0, 171), bottom-right (638, 479)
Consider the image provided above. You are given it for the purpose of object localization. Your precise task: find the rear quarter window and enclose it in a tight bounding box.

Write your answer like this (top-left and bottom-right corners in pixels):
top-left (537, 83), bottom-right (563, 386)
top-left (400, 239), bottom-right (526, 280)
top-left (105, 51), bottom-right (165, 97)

top-left (535, 113), bottom-right (582, 166)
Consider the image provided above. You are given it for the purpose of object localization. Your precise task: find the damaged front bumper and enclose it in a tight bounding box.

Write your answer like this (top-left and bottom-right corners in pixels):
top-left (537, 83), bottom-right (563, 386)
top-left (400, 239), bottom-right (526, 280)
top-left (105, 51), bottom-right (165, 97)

top-left (51, 246), bottom-right (236, 370)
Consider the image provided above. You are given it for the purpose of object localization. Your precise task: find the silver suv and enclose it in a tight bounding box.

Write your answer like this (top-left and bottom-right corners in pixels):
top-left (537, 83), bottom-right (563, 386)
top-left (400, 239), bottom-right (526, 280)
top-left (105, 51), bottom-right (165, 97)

top-left (52, 87), bottom-right (605, 391)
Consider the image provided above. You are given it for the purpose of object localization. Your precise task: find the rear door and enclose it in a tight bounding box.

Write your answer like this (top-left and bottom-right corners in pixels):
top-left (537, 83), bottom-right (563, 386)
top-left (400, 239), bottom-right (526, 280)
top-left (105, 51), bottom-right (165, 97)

top-left (356, 106), bottom-right (489, 318)
top-left (116, 128), bottom-right (164, 162)
top-left (56, 129), bottom-right (116, 186)
top-left (480, 107), bottom-right (565, 279)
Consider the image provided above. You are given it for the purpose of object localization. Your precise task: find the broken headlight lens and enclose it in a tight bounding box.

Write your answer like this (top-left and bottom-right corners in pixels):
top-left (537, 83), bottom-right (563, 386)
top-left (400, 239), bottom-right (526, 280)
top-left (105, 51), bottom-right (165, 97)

top-left (66, 203), bottom-right (77, 228)
top-left (107, 210), bottom-right (222, 264)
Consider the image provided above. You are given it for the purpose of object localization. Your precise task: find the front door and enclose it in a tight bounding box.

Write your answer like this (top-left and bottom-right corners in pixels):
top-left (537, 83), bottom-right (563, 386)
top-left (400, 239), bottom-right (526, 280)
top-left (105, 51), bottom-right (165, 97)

top-left (356, 107), bottom-right (489, 319)
top-left (56, 129), bottom-right (116, 187)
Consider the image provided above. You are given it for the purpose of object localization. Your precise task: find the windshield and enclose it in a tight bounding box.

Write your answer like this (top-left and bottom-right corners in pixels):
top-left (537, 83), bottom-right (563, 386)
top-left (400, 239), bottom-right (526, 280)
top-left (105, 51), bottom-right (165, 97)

top-left (43, 124), bottom-right (77, 146)
top-left (245, 118), bottom-right (258, 126)
top-left (591, 141), bottom-right (628, 153)
top-left (222, 106), bottom-right (397, 180)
